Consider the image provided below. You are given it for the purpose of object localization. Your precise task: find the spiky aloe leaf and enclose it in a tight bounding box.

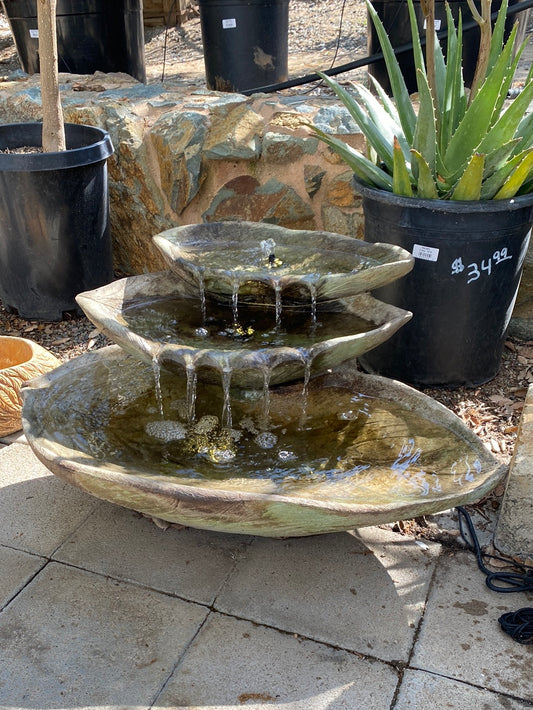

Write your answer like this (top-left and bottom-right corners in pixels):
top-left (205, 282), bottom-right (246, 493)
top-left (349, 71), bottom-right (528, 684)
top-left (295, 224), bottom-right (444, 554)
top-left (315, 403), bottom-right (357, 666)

top-left (365, 0), bottom-right (416, 144)
top-left (411, 149), bottom-right (439, 198)
top-left (451, 153), bottom-right (485, 200)
top-left (392, 137), bottom-right (413, 196)
top-left (477, 79), bottom-right (533, 161)
top-left (440, 5), bottom-right (467, 152)
top-left (315, 72), bottom-right (399, 174)
top-left (412, 68), bottom-right (437, 175)
top-left (309, 125), bottom-right (393, 190)
top-left (368, 74), bottom-right (401, 123)
top-left (494, 151), bottom-right (533, 199)
top-left (483, 139), bottom-right (521, 178)
top-left (353, 82), bottom-right (412, 165)
top-left (487, 0), bottom-right (508, 74)
top-left (481, 148), bottom-right (533, 199)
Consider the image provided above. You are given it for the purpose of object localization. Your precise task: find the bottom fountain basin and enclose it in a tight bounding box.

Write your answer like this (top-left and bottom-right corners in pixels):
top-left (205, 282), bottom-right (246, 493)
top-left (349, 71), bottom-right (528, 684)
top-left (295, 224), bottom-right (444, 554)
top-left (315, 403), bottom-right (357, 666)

top-left (21, 346), bottom-right (505, 538)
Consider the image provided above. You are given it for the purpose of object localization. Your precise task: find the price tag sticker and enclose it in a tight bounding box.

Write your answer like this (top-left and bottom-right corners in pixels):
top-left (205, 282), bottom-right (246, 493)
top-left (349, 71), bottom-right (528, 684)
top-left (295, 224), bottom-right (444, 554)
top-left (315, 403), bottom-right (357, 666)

top-left (222, 18), bottom-right (237, 28)
top-left (29, 29), bottom-right (39, 38)
top-left (412, 244), bottom-right (439, 262)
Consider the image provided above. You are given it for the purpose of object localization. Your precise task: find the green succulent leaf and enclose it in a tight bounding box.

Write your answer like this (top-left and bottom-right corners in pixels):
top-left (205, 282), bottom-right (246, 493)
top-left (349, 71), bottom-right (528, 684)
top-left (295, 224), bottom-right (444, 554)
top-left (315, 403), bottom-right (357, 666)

top-left (451, 153), bottom-right (484, 200)
top-left (393, 137), bottom-right (413, 196)
top-left (440, 6), bottom-right (467, 151)
top-left (411, 150), bottom-right (439, 198)
top-left (308, 125), bottom-right (393, 190)
top-left (365, 0), bottom-right (416, 143)
top-left (412, 68), bottom-right (437, 174)
top-left (494, 150), bottom-right (533, 199)
top-left (315, 73), bottom-right (398, 173)
top-left (480, 148), bottom-right (533, 199)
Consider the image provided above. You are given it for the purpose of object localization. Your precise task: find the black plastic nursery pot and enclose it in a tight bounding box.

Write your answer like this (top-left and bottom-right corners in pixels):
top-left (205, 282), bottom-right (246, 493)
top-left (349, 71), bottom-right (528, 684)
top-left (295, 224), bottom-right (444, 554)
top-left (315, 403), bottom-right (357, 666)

top-left (368, 0), bottom-right (529, 94)
top-left (0, 122), bottom-right (114, 321)
top-left (198, 0), bottom-right (289, 92)
top-left (356, 181), bottom-right (533, 387)
top-left (1, 0), bottom-right (146, 82)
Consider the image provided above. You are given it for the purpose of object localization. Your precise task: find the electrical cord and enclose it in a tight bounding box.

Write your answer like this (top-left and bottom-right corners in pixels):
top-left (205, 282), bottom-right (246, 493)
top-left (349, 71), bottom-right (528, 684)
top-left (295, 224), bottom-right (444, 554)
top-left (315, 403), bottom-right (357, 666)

top-left (456, 506), bottom-right (533, 644)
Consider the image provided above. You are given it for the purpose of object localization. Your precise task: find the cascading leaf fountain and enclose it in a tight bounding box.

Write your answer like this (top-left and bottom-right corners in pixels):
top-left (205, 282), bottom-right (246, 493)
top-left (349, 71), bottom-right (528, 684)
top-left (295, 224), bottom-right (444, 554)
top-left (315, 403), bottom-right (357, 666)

top-left (21, 222), bottom-right (506, 537)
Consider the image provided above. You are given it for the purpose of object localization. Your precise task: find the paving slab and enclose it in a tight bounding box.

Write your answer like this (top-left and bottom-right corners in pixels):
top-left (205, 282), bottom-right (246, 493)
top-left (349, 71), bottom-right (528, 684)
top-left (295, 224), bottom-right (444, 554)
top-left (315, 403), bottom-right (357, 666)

top-left (0, 546), bottom-right (45, 608)
top-left (412, 550), bottom-right (533, 703)
top-left (495, 383), bottom-right (533, 558)
top-left (53, 502), bottom-right (252, 604)
top-left (395, 669), bottom-right (530, 709)
top-left (0, 561), bottom-right (209, 708)
top-left (0, 443), bottom-right (99, 556)
top-left (215, 526), bottom-right (440, 662)
top-left (154, 611), bottom-right (399, 710)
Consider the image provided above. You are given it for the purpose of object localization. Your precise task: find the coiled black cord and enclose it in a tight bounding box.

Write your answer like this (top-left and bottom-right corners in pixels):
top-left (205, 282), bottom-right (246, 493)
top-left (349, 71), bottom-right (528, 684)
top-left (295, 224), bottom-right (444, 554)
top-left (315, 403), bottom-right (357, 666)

top-left (456, 506), bottom-right (533, 644)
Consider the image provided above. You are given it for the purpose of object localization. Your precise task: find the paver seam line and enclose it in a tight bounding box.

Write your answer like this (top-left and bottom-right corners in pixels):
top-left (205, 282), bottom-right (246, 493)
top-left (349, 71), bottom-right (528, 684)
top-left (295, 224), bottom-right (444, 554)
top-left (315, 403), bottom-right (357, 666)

top-left (0, 553), bottom-right (50, 613)
top-left (388, 542), bottom-right (443, 709)
top-left (148, 611), bottom-right (213, 709)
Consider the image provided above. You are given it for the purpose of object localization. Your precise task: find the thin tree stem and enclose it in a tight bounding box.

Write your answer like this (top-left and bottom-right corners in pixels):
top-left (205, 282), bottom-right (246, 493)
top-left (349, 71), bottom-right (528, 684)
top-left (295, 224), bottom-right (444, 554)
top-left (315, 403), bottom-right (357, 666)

top-left (37, 0), bottom-right (66, 152)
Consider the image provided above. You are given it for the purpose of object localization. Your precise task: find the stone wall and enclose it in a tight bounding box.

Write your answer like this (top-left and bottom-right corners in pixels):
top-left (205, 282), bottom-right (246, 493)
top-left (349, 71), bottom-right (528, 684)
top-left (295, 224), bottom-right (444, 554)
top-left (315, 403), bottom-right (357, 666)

top-left (0, 72), bottom-right (365, 276)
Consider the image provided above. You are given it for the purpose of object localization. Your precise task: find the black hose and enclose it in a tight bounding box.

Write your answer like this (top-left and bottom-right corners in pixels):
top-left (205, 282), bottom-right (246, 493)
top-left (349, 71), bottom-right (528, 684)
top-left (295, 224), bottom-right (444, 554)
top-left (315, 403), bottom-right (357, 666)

top-left (241, 0), bottom-right (533, 95)
top-left (456, 506), bottom-right (533, 644)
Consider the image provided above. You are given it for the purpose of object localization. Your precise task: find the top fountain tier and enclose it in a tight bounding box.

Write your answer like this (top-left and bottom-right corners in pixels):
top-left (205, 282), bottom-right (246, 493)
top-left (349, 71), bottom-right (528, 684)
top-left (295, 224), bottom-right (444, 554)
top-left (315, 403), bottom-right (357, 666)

top-left (153, 221), bottom-right (414, 306)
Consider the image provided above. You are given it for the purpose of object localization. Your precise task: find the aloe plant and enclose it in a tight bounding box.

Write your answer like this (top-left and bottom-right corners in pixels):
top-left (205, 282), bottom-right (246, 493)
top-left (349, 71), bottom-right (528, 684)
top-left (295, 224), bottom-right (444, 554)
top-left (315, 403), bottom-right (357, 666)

top-left (311, 0), bottom-right (533, 200)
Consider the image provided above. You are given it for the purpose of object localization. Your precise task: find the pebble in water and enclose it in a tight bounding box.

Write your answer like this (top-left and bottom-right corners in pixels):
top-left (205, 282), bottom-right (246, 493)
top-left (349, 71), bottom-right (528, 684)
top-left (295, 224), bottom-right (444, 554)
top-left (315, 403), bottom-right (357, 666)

top-left (254, 431), bottom-right (278, 449)
top-left (145, 420), bottom-right (187, 442)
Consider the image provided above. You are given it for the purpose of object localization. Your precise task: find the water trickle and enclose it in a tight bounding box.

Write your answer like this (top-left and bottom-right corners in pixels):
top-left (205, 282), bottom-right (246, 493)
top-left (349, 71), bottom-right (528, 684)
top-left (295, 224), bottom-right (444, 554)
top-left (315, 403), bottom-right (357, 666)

top-left (221, 366), bottom-right (233, 429)
top-left (299, 353), bottom-right (313, 429)
top-left (151, 355), bottom-right (164, 418)
top-left (185, 360), bottom-right (198, 423)
top-left (231, 277), bottom-right (240, 325)
top-left (273, 278), bottom-right (282, 328)
top-left (307, 279), bottom-right (318, 327)
top-left (261, 364), bottom-right (272, 427)
top-left (197, 268), bottom-right (207, 324)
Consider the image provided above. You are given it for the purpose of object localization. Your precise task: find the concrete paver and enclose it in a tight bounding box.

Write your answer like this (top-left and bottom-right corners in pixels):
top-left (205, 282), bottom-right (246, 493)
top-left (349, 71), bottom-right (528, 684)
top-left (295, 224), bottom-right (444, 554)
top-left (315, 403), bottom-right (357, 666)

top-left (215, 526), bottom-right (441, 662)
top-left (0, 443), bottom-right (99, 556)
top-left (412, 551), bottom-right (533, 703)
top-left (395, 669), bottom-right (530, 709)
top-left (0, 561), bottom-right (209, 708)
top-left (53, 502), bottom-right (252, 605)
top-left (154, 612), bottom-right (399, 710)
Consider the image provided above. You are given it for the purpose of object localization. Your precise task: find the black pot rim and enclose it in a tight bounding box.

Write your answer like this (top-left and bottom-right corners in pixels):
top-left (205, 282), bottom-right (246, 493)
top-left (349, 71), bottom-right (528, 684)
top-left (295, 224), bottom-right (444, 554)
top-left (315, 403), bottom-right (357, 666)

top-left (353, 176), bottom-right (533, 214)
top-left (0, 122), bottom-right (114, 172)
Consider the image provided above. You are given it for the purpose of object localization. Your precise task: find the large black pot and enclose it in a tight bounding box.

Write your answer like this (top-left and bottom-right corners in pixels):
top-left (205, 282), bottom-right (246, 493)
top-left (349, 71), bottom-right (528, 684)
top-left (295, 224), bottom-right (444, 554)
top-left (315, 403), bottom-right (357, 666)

top-left (1, 0), bottom-right (146, 82)
top-left (198, 0), bottom-right (289, 92)
top-left (0, 122), bottom-right (114, 321)
top-left (356, 180), bottom-right (533, 387)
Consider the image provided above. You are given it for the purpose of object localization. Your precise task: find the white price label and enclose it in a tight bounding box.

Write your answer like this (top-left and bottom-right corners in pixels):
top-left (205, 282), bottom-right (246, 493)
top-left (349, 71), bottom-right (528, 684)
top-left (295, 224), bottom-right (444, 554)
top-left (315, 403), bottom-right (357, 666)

top-left (412, 244), bottom-right (439, 262)
top-left (222, 18), bottom-right (237, 28)
top-left (29, 29), bottom-right (39, 38)
top-left (423, 19), bottom-right (442, 30)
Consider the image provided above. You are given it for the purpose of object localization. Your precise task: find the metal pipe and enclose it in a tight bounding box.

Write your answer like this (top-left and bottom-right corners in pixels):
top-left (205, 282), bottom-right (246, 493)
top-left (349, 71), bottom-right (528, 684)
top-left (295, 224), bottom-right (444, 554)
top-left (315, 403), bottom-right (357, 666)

top-left (241, 0), bottom-right (533, 95)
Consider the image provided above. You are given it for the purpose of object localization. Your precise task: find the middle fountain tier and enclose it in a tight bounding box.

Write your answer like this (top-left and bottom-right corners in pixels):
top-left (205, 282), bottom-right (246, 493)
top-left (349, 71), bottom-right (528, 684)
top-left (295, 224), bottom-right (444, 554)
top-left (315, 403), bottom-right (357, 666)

top-left (21, 221), bottom-right (506, 537)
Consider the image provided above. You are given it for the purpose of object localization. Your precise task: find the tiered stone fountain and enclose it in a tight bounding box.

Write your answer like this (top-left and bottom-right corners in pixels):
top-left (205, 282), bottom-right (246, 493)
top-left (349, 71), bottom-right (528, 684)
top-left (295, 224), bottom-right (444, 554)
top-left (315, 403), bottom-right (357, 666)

top-left (21, 222), bottom-right (506, 537)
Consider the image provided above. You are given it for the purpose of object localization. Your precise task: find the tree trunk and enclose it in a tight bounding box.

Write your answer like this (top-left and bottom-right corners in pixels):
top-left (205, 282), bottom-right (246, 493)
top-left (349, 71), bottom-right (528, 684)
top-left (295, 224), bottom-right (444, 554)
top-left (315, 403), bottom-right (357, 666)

top-left (37, 0), bottom-right (66, 152)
